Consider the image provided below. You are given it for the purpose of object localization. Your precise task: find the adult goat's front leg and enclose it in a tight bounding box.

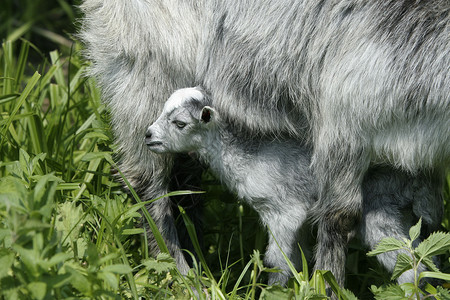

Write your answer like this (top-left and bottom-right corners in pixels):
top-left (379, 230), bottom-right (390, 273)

top-left (124, 153), bottom-right (203, 275)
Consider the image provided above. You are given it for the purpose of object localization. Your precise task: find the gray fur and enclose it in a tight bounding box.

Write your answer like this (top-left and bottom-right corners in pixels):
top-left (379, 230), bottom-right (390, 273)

top-left (146, 87), bottom-right (442, 285)
top-left (79, 0), bottom-right (447, 288)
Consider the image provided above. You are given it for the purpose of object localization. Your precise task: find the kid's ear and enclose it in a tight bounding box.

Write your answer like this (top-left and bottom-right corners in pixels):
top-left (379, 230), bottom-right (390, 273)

top-left (200, 106), bottom-right (216, 123)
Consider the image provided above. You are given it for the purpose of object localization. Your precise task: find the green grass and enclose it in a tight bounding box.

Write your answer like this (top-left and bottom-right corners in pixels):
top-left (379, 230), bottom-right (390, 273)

top-left (1, 3), bottom-right (449, 299)
top-left (1, 0), bottom-right (77, 51)
top-left (0, 39), bottom-right (335, 300)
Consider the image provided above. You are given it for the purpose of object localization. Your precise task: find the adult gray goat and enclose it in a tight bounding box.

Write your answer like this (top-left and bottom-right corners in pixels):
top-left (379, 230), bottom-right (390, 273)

top-left (79, 0), bottom-right (448, 288)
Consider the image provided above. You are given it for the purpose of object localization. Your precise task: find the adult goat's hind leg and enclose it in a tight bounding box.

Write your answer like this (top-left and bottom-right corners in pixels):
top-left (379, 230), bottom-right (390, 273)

top-left (361, 204), bottom-right (428, 284)
top-left (360, 193), bottom-right (417, 284)
top-left (312, 133), bottom-right (370, 287)
top-left (361, 167), bottom-right (444, 284)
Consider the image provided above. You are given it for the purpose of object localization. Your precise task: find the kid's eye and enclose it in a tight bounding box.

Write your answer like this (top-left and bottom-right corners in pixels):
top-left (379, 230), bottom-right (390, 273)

top-left (173, 121), bottom-right (186, 129)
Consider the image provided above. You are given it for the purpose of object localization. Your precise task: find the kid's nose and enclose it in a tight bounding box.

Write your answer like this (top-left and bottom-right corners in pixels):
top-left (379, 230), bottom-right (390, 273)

top-left (144, 129), bottom-right (153, 144)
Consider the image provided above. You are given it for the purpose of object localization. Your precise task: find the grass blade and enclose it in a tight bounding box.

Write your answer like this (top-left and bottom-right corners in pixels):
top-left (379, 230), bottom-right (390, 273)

top-left (1, 71), bottom-right (41, 145)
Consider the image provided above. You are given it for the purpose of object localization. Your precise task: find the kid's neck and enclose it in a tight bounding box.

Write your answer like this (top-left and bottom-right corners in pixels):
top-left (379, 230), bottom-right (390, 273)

top-left (196, 126), bottom-right (250, 190)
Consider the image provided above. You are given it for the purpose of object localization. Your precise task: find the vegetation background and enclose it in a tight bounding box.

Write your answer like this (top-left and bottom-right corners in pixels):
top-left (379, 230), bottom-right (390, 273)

top-left (1, 1), bottom-right (449, 299)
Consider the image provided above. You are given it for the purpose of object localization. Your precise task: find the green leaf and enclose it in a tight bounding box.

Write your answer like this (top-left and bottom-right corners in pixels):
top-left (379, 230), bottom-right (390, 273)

top-left (418, 271), bottom-right (450, 282)
top-left (6, 21), bottom-right (33, 42)
top-left (27, 281), bottom-right (47, 300)
top-left (81, 151), bottom-right (113, 162)
top-left (391, 253), bottom-right (413, 281)
top-left (99, 271), bottom-right (119, 290)
top-left (370, 284), bottom-right (407, 300)
top-left (30, 153), bottom-right (46, 175)
top-left (420, 256), bottom-right (440, 273)
top-left (49, 50), bottom-right (65, 86)
top-left (19, 148), bottom-right (31, 175)
top-left (424, 283), bottom-right (438, 296)
top-left (436, 286), bottom-right (450, 300)
top-left (409, 218), bottom-right (422, 242)
top-left (228, 258), bottom-right (254, 299)
top-left (12, 244), bottom-right (39, 277)
top-left (121, 228), bottom-right (145, 235)
top-left (64, 264), bottom-right (91, 294)
top-left (86, 243), bottom-right (100, 268)
top-left (340, 289), bottom-right (359, 300)
top-left (310, 270), bottom-right (327, 296)
top-left (0, 229), bottom-right (9, 244)
top-left (259, 285), bottom-right (294, 300)
top-left (33, 173), bottom-right (61, 205)
top-left (56, 183), bottom-right (81, 190)
top-left (178, 205), bottom-right (214, 279)
top-left (0, 93), bottom-right (19, 104)
top-left (142, 253), bottom-right (176, 275)
top-left (300, 245), bottom-right (309, 281)
top-left (367, 238), bottom-right (406, 256)
top-left (1, 72), bottom-right (41, 139)
top-left (251, 249), bottom-right (265, 270)
top-left (27, 114), bottom-right (47, 155)
top-left (399, 283), bottom-right (416, 298)
top-left (46, 252), bottom-right (72, 268)
top-left (83, 132), bottom-right (110, 141)
top-left (98, 253), bottom-right (120, 265)
top-left (415, 231), bottom-right (450, 259)
top-left (44, 273), bottom-right (73, 289)
top-left (55, 201), bottom-right (85, 245)
top-left (14, 41), bottom-right (30, 92)
top-left (295, 279), bottom-right (328, 299)
top-left (321, 270), bottom-right (356, 300)
top-left (0, 250), bottom-right (15, 279)
top-left (102, 264), bottom-right (132, 274)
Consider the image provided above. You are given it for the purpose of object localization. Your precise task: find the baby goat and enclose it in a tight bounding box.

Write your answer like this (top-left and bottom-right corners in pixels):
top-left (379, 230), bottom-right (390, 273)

top-left (145, 87), bottom-right (315, 284)
top-left (145, 87), bottom-right (439, 285)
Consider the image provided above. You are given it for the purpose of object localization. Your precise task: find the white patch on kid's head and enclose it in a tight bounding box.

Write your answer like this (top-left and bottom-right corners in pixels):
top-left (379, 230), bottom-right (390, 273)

top-left (163, 87), bottom-right (204, 113)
